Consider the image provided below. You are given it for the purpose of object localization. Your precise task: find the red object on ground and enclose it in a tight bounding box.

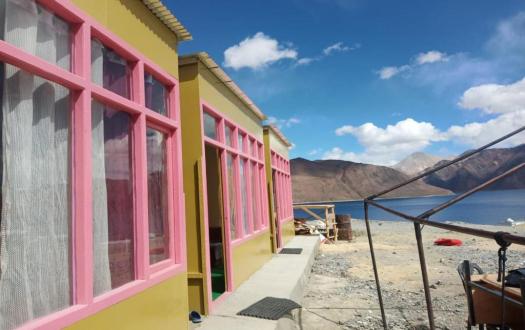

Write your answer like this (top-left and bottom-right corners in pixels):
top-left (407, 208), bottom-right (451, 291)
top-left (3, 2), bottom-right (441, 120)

top-left (434, 238), bottom-right (463, 246)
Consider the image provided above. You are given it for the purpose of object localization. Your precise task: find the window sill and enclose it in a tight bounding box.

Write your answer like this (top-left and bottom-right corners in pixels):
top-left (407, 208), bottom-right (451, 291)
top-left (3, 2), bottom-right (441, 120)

top-left (17, 263), bottom-right (186, 330)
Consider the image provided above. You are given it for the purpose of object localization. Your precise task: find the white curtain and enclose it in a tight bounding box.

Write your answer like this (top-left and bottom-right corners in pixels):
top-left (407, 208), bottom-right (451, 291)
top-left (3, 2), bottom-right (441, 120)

top-left (0, 0), bottom-right (71, 328)
top-left (91, 40), bottom-right (112, 296)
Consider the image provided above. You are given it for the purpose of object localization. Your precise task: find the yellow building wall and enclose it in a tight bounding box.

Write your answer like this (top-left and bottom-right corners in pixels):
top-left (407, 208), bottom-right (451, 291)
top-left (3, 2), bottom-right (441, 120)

top-left (263, 131), bottom-right (278, 253)
top-left (268, 129), bottom-right (290, 158)
top-left (281, 219), bottom-right (295, 246)
top-left (232, 231), bottom-right (273, 289)
top-left (70, 0), bottom-right (180, 79)
top-left (179, 63), bottom-right (210, 315)
top-left (263, 127), bottom-right (294, 253)
top-left (197, 65), bottom-right (263, 139)
top-left (67, 274), bottom-right (189, 330)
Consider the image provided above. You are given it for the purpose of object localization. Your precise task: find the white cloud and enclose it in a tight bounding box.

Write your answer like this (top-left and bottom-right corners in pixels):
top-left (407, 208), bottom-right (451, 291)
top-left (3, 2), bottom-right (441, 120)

top-left (323, 42), bottom-right (350, 55)
top-left (446, 110), bottom-right (525, 147)
top-left (296, 42), bottom-right (358, 66)
top-left (332, 118), bottom-right (445, 165)
top-left (378, 66), bottom-right (409, 80)
top-left (224, 32), bottom-right (297, 70)
top-left (328, 76), bottom-right (525, 165)
top-left (267, 116), bottom-right (301, 128)
top-left (416, 51), bottom-right (448, 64)
top-left (458, 77), bottom-right (525, 114)
top-left (297, 57), bottom-right (315, 66)
top-left (308, 148), bottom-right (322, 156)
top-left (378, 50), bottom-right (447, 80)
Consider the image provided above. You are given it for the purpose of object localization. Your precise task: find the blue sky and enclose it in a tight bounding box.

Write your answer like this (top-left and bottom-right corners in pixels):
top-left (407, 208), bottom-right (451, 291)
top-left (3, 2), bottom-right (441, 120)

top-left (168, 0), bottom-right (525, 165)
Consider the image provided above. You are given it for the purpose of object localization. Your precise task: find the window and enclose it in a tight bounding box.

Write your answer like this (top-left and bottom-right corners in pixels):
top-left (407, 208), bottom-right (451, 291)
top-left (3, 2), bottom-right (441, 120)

top-left (146, 128), bottom-right (169, 264)
top-left (0, 63), bottom-right (71, 329)
top-left (91, 39), bottom-right (130, 99)
top-left (203, 112), bottom-right (217, 139)
top-left (238, 133), bottom-right (244, 152)
top-left (145, 73), bottom-right (168, 116)
top-left (0, 0), bottom-right (184, 328)
top-left (226, 153), bottom-right (237, 239)
top-left (92, 100), bottom-right (134, 295)
top-left (1, 0), bottom-right (71, 70)
top-left (239, 159), bottom-right (249, 235)
top-left (225, 126), bottom-right (234, 147)
top-left (201, 106), bottom-right (269, 243)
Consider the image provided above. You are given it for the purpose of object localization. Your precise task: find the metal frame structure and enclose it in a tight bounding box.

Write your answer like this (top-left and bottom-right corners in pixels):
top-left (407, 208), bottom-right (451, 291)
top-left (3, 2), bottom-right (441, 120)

top-left (363, 126), bottom-right (525, 329)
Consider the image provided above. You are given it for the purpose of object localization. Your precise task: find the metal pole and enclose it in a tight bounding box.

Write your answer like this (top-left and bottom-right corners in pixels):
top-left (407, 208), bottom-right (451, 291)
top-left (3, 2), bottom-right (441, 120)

top-left (413, 222), bottom-right (435, 330)
top-left (364, 201), bottom-right (388, 329)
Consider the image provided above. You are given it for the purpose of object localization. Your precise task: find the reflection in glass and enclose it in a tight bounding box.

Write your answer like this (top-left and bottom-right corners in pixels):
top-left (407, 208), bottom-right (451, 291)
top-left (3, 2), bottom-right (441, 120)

top-left (146, 128), bottom-right (169, 264)
top-left (145, 73), bottom-right (168, 116)
top-left (203, 112), bottom-right (217, 139)
top-left (92, 100), bottom-right (134, 295)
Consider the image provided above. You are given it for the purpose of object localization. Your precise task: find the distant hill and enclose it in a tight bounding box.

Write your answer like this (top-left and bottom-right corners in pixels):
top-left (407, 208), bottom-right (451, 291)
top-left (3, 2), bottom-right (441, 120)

top-left (291, 158), bottom-right (452, 203)
top-left (393, 152), bottom-right (449, 176)
top-left (424, 144), bottom-right (525, 192)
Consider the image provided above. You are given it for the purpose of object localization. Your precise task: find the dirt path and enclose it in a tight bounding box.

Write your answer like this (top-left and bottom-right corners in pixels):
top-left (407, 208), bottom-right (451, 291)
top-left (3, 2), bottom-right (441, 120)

top-left (300, 219), bottom-right (525, 330)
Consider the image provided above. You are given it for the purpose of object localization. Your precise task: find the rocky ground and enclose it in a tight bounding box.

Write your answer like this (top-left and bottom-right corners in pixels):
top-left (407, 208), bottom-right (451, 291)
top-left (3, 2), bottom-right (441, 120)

top-left (299, 219), bottom-right (525, 330)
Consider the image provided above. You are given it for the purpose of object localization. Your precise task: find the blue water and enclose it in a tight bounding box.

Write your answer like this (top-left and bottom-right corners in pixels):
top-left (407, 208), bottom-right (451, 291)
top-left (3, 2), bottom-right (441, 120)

top-left (294, 189), bottom-right (525, 225)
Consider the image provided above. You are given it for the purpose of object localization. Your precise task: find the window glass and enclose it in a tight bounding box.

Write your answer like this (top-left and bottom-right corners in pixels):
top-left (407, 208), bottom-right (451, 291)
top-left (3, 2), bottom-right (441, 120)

top-left (203, 112), bottom-right (217, 139)
top-left (237, 134), bottom-right (244, 152)
top-left (145, 73), bottom-right (168, 116)
top-left (92, 100), bottom-right (134, 295)
top-left (146, 128), bottom-right (169, 264)
top-left (91, 39), bottom-right (130, 99)
top-left (239, 159), bottom-right (249, 235)
top-left (225, 126), bottom-right (234, 147)
top-left (0, 63), bottom-right (71, 328)
top-left (251, 162), bottom-right (259, 230)
top-left (226, 153), bottom-right (237, 239)
top-left (1, 0), bottom-right (71, 70)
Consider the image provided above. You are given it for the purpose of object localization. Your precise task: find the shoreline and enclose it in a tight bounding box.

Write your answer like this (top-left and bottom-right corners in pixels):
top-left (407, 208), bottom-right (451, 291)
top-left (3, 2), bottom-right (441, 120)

top-left (293, 187), bottom-right (525, 204)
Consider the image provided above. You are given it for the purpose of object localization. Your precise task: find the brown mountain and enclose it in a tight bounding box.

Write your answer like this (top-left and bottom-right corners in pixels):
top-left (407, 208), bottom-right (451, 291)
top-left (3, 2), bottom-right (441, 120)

top-left (424, 144), bottom-right (525, 192)
top-left (291, 158), bottom-right (452, 203)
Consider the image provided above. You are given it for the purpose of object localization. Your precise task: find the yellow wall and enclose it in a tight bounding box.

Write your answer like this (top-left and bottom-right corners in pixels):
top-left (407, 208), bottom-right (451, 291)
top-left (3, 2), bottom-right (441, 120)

top-left (198, 65), bottom-right (263, 139)
top-left (67, 274), bottom-right (189, 330)
top-left (263, 127), bottom-right (294, 252)
top-left (70, 0), bottom-right (180, 79)
top-left (180, 59), bottom-right (272, 314)
top-left (281, 219), bottom-right (295, 247)
top-left (179, 63), bottom-right (210, 314)
top-left (268, 129), bottom-right (290, 158)
top-left (232, 232), bottom-right (273, 289)
top-left (263, 130), bottom-right (278, 253)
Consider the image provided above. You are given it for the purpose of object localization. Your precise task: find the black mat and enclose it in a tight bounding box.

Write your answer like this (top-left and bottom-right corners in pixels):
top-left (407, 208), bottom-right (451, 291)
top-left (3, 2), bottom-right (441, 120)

top-left (237, 297), bottom-right (302, 320)
top-left (279, 248), bottom-right (303, 254)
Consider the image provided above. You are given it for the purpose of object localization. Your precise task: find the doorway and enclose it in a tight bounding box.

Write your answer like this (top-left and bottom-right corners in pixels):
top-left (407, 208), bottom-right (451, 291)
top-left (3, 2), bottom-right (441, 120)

top-left (204, 144), bottom-right (227, 300)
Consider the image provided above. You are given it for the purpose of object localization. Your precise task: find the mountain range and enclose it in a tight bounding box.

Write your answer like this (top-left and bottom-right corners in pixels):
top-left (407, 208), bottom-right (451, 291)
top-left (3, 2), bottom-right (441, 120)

top-left (291, 144), bottom-right (525, 202)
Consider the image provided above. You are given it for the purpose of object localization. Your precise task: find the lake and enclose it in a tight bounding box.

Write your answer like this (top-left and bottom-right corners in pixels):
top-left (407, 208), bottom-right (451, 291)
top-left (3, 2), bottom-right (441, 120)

top-left (294, 189), bottom-right (525, 225)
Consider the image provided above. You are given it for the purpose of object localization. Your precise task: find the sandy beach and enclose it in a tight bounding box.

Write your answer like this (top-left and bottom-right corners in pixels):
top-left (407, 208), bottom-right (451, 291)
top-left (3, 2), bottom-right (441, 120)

top-left (300, 219), bottom-right (525, 330)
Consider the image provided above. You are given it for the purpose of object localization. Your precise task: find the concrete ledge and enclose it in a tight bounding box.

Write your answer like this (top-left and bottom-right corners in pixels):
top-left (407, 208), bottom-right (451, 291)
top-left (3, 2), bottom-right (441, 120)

top-left (195, 236), bottom-right (320, 330)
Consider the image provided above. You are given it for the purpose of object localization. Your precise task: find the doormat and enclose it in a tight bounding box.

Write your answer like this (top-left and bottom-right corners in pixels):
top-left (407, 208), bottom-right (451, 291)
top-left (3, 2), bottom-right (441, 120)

top-left (237, 297), bottom-right (302, 320)
top-left (279, 248), bottom-right (303, 254)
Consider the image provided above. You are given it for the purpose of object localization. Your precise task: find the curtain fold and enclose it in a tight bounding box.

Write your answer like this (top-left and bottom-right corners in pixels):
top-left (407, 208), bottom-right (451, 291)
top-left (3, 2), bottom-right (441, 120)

top-left (91, 42), bottom-right (112, 297)
top-left (0, 1), bottom-right (72, 328)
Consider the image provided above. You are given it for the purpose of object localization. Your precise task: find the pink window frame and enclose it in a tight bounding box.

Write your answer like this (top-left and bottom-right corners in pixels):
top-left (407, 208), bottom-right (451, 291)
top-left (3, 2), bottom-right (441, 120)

top-left (199, 101), bottom-right (270, 310)
top-left (0, 1), bottom-right (186, 329)
top-left (271, 150), bottom-right (293, 224)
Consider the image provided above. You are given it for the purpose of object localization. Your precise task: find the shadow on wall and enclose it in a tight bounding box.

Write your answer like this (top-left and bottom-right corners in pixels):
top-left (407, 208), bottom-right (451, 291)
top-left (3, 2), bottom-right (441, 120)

top-left (119, 0), bottom-right (179, 50)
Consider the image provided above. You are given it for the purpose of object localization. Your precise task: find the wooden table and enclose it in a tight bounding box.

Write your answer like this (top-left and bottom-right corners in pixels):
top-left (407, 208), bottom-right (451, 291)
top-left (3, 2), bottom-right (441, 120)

top-left (470, 274), bottom-right (523, 328)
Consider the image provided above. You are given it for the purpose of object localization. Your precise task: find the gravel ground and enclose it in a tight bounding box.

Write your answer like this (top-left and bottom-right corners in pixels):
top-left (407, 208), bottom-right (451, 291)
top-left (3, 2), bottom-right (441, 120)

top-left (299, 219), bottom-right (525, 330)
